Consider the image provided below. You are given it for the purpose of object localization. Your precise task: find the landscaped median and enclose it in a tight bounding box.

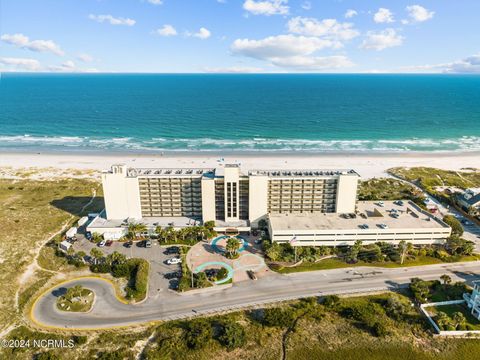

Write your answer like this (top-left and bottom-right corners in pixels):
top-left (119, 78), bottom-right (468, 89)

top-left (264, 239), bottom-right (480, 274)
top-left (56, 285), bottom-right (95, 312)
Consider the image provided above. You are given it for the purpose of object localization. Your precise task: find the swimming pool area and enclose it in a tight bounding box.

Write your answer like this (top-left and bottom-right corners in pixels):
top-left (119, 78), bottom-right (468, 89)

top-left (210, 235), bottom-right (248, 254)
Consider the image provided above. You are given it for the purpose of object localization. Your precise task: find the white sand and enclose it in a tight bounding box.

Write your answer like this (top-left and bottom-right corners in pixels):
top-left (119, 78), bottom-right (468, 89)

top-left (0, 151), bottom-right (479, 180)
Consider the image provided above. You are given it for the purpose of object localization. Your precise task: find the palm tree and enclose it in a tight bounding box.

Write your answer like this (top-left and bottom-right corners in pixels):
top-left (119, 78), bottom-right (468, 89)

top-left (226, 237), bottom-right (240, 258)
top-left (91, 232), bottom-right (103, 244)
top-left (128, 222), bottom-right (147, 240)
top-left (452, 312), bottom-right (466, 329)
top-left (440, 274), bottom-right (452, 288)
top-left (90, 248), bottom-right (103, 265)
top-left (107, 251), bottom-right (127, 265)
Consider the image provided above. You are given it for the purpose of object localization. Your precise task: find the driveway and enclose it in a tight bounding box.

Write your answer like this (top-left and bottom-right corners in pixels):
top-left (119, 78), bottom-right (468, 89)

top-left (32, 261), bottom-right (480, 329)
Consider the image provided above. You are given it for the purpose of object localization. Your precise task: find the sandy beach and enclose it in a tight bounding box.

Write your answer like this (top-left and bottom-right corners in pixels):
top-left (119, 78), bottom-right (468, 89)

top-left (0, 151), bottom-right (478, 180)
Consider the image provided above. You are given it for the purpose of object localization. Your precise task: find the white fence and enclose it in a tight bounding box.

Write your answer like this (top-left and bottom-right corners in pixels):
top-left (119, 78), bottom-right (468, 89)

top-left (421, 300), bottom-right (480, 336)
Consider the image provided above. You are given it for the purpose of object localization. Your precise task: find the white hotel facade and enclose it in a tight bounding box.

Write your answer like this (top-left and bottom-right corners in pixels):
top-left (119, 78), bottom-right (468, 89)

top-left (88, 164), bottom-right (451, 246)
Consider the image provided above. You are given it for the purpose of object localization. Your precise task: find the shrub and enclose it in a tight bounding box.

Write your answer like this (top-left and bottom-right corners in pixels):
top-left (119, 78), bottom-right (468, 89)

top-left (323, 295), bottom-right (341, 310)
top-left (372, 321), bottom-right (389, 337)
top-left (384, 296), bottom-right (409, 321)
top-left (262, 307), bottom-right (297, 328)
top-left (72, 335), bottom-right (87, 345)
top-left (184, 319), bottom-right (212, 349)
top-left (35, 352), bottom-right (61, 360)
top-left (90, 263), bottom-right (112, 273)
top-left (112, 262), bottom-right (131, 278)
top-left (218, 321), bottom-right (246, 350)
top-left (125, 259), bottom-right (149, 301)
top-left (217, 267), bottom-right (228, 280)
top-left (443, 215), bottom-right (464, 236)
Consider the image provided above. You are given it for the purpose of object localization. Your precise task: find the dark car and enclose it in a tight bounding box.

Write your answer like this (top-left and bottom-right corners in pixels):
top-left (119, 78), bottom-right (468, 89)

top-left (169, 279), bottom-right (179, 290)
top-left (247, 270), bottom-right (257, 280)
top-left (124, 240), bottom-right (133, 248)
top-left (105, 240), bottom-right (113, 247)
top-left (164, 271), bottom-right (181, 280)
top-left (85, 231), bottom-right (92, 241)
top-left (136, 240), bottom-right (146, 248)
top-left (164, 246), bottom-right (180, 255)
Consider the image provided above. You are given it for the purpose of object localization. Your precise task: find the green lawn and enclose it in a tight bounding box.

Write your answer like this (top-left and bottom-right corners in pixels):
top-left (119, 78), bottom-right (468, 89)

top-left (57, 288), bottom-right (94, 312)
top-left (275, 255), bottom-right (480, 274)
top-left (428, 303), bottom-right (480, 330)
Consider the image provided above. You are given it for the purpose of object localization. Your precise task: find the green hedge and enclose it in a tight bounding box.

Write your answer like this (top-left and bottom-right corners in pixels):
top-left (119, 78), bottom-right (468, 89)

top-left (125, 259), bottom-right (149, 301)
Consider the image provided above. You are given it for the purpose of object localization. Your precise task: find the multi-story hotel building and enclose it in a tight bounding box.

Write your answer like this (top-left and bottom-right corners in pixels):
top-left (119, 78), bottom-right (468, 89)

top-left (100, 164), bottom-right (359, 227)
top-left (88, 163), bottom-right (451, 245)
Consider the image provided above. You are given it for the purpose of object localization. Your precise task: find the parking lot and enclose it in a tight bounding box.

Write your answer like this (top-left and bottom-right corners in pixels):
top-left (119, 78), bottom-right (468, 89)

top-left (73, 235), bottom-right (182, 297)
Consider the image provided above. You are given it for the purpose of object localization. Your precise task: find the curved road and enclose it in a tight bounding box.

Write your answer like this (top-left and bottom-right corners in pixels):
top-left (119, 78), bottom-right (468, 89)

top-left (32, 261), bottom-right (480, 330)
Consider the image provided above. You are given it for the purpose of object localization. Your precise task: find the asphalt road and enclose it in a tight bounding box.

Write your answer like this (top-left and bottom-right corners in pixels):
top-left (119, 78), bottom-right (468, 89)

top-left (32, 261), bottom-right (480, 329)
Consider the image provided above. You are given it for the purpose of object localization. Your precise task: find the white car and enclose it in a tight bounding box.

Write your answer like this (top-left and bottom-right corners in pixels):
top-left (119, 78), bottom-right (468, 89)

top-left (98, 240), bottom-right (106, 247)
top-left (166, 257), bottom-right (182, 265)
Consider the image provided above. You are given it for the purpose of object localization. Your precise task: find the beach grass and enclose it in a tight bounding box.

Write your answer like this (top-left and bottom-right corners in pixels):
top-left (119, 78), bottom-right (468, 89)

top-left (0, 177), bottom-right (103, 332)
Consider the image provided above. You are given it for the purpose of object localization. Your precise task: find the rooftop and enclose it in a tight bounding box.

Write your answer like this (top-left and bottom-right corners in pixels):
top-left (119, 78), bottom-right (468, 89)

top-left (269, 200), bottom-right (450, 232)
top-left (126, 167), bottom-right (214, 177)
top-left (249, 169), bottom-right (359, 177)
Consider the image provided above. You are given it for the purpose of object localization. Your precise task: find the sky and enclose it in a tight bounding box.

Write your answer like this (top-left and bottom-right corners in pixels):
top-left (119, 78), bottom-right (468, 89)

top-left (1, 0), bottom-right (479, 73)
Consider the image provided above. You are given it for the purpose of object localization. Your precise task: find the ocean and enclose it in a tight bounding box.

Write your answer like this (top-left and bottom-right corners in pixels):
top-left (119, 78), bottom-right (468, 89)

top-left (1, 73), bottom-right (480, 153)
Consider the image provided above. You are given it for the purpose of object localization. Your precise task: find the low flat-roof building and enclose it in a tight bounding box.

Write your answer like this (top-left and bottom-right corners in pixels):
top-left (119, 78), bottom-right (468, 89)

top-left (269, 200), bottom-right (451, 246)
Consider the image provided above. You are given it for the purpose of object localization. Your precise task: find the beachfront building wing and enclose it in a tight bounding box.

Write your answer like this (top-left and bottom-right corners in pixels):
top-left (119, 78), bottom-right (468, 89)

top-left (92, 164), bottom-right (359, 232)
top-left (268, 201), bottom-right (451, 246)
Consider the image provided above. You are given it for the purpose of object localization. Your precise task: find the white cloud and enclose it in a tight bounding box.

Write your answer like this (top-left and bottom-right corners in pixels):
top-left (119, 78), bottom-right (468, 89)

top-left (0, 57), bottom-right (41, 71)
top-left (155, 24), bottom-right (177, 37)
top-left (147, 0), bottom-right (163, 5)
top-left (243, 0), bottom-right (289, 16)
top-left (405, 5), bottom-right (434, 23)
top-left (361, 28), bottom-right (404, 51)
top-left (345, 9), bottom-right (357, 19)
top-left (301, 1), bottom-right (311, 10)
top-left (270, 55), bottom-right (354, 70)
top-left (287, 17), bottom-right (359, 41)
top-left (231, 34), bottom-right (353, 70)
top-left (203, 66), bottom-right (264, 73)
top-left (88, 14), bottom-right (136, 26)
top-left (192, 27), bottom-right (211, 39)
top-left (1, 33), bottom-right (64, 56)
top-left (374, 8), bottom-right (394, 23)
top-left (405, 54), bottom-right (480, 74)
top-left (48, 60), bottom-right (76, 72)
top-left (232, 35), bottom-right (337, 59)
top-left (77, 53), bottom-right (94, 63)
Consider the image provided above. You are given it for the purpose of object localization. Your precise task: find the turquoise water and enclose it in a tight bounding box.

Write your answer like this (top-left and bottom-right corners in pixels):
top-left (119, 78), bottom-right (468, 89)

top-left (1, 73), bottom-right (480, 153)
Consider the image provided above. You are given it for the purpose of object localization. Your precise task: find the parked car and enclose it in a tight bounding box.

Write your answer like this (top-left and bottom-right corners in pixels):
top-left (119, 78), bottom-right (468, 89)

top-left (164, 246), bottom-right (179, 255)
top-left (377, 201), bottom-right (385, 207)
top-left (166, 257), bottom-right (182, 265)
top-left (394, 200), bottom-right (404, 206)
top-left (252, 230), bottom-right (259, 236)
top-left (379, 223), bottom-right (388, 229)
top-left (145, 240), bottom-right (152, 248)
top-left (98, 240), bottom-right (106, 247)
top-left (247, 270), bottom-right (257, 280)
top-left (254, 238), bottom-right (262, 245)
top-left (164, 271), bottom-right (181, 279)
top-left (359, 224), bottom-right (369, 229)
top-left (105, 240), bottom-right (113, 247)
top-left (169, 279), bottom-right (179, 290)
top-left (85, 231), bottom-right (92, 241)
top-left (124, 240), bottom-right (133, 248)
top-left (136, 240), bottom-right (145, 248)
